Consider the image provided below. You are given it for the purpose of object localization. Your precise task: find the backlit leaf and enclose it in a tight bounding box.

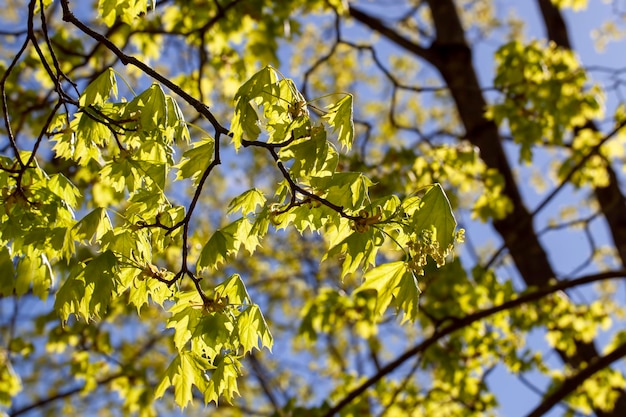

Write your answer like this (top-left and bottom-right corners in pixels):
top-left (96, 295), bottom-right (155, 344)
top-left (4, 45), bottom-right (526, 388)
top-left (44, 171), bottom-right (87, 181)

top-left (99, 0), bottom-right (149, 26)
top-left (175, 137), bottom-right (215, 186)
top-left (15, 251), bottom-right (53, 300)
top-left (231, 66), bottom-right (279, 150)
top-left (197, 229), bottom-right (232, 272)
top-left (72, 208), bottom-right (113, 245)
top-left (154, 351), bottom-right (211, 409)
top-left (55, 251), bottom-right (119, 321)
top-left (214, 274), bottom-right (251, 306)
top-left (79, 68), bottom-right (117, 107)
top-left (324, 221), bottom-right (382, 278)
top-left (227, 188), bottom-right (266, 216)
top-left (204, 355), bottom-right (241, 405)
top-left (236, 305), bottom-right (273, 353)
top-left (410, 184), bottom-right (458, 261)
top-left (323, 94), bottom-right (354, 150)
top-left (355, 261), bottom-right (420, 322)
top-left (47, 173), bottom-right (81, 209)
top-left (311, 172), bottom-right (374, 211)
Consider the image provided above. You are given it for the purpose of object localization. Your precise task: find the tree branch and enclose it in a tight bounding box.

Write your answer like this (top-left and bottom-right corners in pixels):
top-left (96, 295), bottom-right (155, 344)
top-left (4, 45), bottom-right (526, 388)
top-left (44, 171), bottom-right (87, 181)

top-left (526, 341), bottom-right (626, 417)
top-left (58, 0), bottom-right (229, 137)
top-left (9, 373), bottom-right (123, 417)
top-left (9, 334), bottom-right (162, 417)
top-left (347, 5), bottom-right (437, 64)
top-left (322, 269), bottom-right (626, 416)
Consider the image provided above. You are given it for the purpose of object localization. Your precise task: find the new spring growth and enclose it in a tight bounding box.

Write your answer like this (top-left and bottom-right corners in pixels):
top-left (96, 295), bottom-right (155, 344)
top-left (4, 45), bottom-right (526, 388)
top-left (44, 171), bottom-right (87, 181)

top-left (351, 205), bottom-right (383, 233)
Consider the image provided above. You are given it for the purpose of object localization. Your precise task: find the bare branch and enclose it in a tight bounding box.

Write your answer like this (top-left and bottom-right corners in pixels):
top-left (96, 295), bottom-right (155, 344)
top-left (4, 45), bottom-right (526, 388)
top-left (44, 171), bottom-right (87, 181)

top-left (348, 5), bottom-right (436, 64)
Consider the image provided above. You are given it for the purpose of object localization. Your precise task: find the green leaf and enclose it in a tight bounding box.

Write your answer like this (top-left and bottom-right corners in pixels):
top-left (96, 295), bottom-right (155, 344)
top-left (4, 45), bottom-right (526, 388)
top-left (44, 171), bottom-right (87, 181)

top-left (231, 217), bottom-right (261, 254)
top-left (101, 227), bottom-right (151, 260)
top-left (51, 111), bottom-right (100, 165)
top-left (54, 264), bottom-right (88, 322)
top-left (99, 156), bottom-right (134, 193)
top-left (126, 187), bottom-right (167, 219)
top-left (127, 272), bottom-right (172, 314)
top-left (165, 95), bottom-right (190, 143)
top-left (227, 188), bottom-right (266, 216)
top-left (251, 206), bottom-right (272, 240)
top-left (0, 358), bottom-right (22, 407)
top-left (47, 173), bottom-right (82, 209)
top-left (280, 125), bottom-right (336, 178)
top-left (285, 203), bottom-right (338, 234)
top-left (551, 0), bottom-right (588, 10)
top-left (72, 208), bottom-right (113, 245)
top-left (214, 274), bottom-right (251, 306)
top-left (236, 305), bottom-right (273, 354)
top-left (99, 0), bottom-right (148, 26)
top-left (135, 160), bottom-right (167, 191)
top-left (55, 250), bottom-right (120, 321)
top-left (323, 221), bottom-right (382, 278)
top-left (129, 84), bottom-right (168, 132)
top-left (410, 184), bottom-right (458, 261)
top-left (298, 288), bottom-right (378, 342)
top-left (196, 219), bottom-right (258, 271)
top-left (33, 0), bottom-right (53, 13)
top-left (488, 40), bottom-right (601, 163)
top-left (0, 246), bottom-right (15, 296)
top-left (204, 355), bottom-right (241, 405)
top-left (175, 137), bottom-right (215, 186)
top-left (311, 172), bottom-right (374, 211)
top-left (192, 313), bottom-right (234, 359)
top-left (79, 68), bottom-right (117, 107)
top-left (85, 250), bottom-right (120, 316)
top-left (154, 351), bottom-right (211, 409)
top-left (165, 292), bottom-right (204, 351)
top-left (298, 288), bottom-right (344, 343)
top-left (354, 261), bottom-right (420, 322)
top-left (323, 94), bottom-right (354, 150)
top-left (72, 109), bottom-right (113, 161)
top-left (265, 78), bottom-right (309, 143)
top-left (393, 266), bottom-right (421, 323)
top-left (197, 229), bottom-right (233, 272)
top-left (231, 66), bottom-right (279, 150)
top-left (15, 251), bottom-right (53, 300)
top-left (231, 66), bottom-right (312, 150)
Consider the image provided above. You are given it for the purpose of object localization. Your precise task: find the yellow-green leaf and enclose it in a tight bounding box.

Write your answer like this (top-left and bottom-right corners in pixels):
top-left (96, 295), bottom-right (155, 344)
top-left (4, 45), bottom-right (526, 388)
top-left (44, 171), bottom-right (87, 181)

top-left (354, 261), bottom-right (420, 322)
top-left (175, 137), bottom-right (215, 186)
top-left (79, 68), bottom-right (117, 107)
top-left (204, 355), bottom-right (241, 405)
top-left (236, 305), bottom-right (273, 354)
top-left (323, 94), bottom-right (354, 150)
top-left (227, 188), bottom-right (266, 216)
top-left (154, 351), bottom-right (211, 409)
